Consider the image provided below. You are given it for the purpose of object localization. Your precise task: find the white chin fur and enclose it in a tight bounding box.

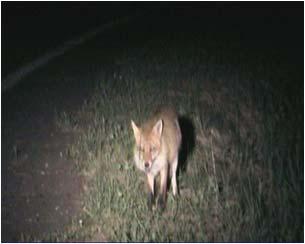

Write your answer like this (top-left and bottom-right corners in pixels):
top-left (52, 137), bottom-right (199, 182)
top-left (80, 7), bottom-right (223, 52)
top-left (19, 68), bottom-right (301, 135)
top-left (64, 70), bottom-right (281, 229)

top-left (134, 150), bottom-right (166, 176)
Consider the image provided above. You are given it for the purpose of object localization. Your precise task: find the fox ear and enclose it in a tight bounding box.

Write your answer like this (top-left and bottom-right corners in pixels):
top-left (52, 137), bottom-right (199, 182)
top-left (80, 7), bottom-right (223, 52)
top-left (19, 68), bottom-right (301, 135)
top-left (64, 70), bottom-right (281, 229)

top-left (152, 119), bottom-right (163, 138)
top-left (131, 120), bottom-right (141, 145)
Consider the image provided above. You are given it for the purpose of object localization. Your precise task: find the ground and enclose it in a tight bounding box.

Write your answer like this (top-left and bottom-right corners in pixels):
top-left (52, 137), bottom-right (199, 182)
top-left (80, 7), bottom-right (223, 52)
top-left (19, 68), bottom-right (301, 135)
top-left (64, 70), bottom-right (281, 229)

top-left (2, 54), bottom-right (91, 241)
top-left (1, 21), bottom-right (111, 241)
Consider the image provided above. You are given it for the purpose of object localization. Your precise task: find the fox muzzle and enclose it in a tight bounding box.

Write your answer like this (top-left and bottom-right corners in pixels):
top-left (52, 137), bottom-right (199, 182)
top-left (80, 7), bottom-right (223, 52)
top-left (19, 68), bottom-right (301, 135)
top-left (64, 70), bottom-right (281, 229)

top-left (144, 162), bottom-right (150, 168)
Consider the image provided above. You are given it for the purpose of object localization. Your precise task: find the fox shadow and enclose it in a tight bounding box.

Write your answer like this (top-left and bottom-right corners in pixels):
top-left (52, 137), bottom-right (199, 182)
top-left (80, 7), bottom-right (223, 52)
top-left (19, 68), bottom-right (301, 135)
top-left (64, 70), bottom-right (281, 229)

top-left (177, 116), bottom-right (195, 176)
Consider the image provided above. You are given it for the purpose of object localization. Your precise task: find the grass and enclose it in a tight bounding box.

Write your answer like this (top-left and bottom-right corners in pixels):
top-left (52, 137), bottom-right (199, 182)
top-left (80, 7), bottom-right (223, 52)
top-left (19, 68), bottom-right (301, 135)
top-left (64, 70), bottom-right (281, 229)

top-left (53, 30), bottom-right (303, 242)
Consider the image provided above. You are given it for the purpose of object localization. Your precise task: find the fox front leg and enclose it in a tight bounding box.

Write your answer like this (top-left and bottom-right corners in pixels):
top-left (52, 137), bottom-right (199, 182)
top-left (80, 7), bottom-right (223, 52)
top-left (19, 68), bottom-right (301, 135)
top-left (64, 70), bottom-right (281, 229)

top-left (146, 173), bottom-right (155, 210)
top-left (157, 166), bottom-right (168, 211)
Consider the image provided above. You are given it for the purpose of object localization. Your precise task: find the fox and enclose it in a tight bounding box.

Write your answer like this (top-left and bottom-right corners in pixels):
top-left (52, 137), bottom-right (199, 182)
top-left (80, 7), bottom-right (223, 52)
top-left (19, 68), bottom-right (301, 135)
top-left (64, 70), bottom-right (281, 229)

top-left (131, 106), bottom-right (182, 210)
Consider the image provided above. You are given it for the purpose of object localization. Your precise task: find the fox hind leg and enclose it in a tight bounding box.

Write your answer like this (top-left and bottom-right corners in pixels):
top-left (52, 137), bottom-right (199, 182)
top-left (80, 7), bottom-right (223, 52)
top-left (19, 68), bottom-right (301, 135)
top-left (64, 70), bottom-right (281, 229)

top-left (171, 154), bottom-right (179, 196)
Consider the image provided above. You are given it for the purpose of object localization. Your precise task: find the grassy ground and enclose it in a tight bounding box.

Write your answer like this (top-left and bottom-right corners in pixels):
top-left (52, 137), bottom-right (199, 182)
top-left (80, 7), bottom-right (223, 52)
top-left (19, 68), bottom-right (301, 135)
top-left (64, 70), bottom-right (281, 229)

top-left (54, 27), bottom-right (303, 242)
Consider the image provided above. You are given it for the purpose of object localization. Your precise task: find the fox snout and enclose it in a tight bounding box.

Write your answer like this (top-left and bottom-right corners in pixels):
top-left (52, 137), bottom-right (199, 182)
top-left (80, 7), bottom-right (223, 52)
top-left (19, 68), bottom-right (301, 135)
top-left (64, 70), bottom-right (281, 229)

top-left (144, 161), bottom-right (150, 168)
top-left (144, 160), bottom-right (153, 173)
top-left (143, 152), bottom-right (154, 171)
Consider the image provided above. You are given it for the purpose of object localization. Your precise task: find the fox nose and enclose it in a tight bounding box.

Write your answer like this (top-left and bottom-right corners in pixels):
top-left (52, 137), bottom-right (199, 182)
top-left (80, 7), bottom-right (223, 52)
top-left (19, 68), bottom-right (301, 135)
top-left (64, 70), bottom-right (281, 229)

top-left (144, 162), bottom-right (149, 168)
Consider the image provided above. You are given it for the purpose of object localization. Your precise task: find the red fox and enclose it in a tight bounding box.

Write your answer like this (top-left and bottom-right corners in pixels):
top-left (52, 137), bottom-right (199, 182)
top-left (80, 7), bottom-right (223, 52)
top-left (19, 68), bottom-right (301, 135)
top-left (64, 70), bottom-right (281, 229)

top-left (131, 107), bottom-right (182, 210)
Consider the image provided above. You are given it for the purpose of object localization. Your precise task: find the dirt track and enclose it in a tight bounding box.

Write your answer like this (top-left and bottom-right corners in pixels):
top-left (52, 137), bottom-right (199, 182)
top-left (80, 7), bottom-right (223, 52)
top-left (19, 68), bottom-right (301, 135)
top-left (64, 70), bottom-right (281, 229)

top-left (2, 13), bottom-right (156, 241)
top-left (1, 22), bottom-right (125, 241)
top-left (2, 59), bottom-right (91, 241)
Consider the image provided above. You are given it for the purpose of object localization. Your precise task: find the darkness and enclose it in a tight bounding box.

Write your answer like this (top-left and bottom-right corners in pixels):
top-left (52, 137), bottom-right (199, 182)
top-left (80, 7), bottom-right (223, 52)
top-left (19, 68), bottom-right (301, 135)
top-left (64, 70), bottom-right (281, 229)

top-left (2, 2), bottom-right (303, 77)
top-left (2, 2), bottom-right (145, 76)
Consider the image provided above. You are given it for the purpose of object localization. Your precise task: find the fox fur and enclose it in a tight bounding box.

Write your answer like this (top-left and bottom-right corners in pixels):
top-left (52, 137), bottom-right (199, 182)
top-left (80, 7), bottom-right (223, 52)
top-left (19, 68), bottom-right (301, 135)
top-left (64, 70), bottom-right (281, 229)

top-left (131, 106), bottom-right (182, 210)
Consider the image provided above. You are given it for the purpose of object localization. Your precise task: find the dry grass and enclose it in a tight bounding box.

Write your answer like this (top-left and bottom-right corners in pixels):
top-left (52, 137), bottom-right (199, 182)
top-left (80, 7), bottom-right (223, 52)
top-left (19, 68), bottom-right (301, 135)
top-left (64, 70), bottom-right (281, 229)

top-left (53, 30), bottom-right (303, 242)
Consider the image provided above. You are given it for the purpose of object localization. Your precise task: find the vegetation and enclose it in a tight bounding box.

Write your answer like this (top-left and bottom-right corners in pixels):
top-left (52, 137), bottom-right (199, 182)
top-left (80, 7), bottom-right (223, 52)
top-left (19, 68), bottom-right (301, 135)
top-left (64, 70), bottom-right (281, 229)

top-left (54, 30), bottom-right (303, 242)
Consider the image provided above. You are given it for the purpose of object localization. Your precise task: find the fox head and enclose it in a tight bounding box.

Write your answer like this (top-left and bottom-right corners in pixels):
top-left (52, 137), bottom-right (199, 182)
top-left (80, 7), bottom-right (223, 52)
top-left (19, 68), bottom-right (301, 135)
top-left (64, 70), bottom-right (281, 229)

top-left (131, 119), bottom-right (163, 173)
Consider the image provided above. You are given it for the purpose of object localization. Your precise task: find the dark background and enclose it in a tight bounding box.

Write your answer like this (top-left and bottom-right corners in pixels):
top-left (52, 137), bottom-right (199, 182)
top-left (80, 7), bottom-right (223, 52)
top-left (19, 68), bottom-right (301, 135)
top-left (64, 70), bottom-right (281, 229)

top-left (2, 2), bottom-right (144, 76)
top-left (2, 2), bottom-right (303, 78)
